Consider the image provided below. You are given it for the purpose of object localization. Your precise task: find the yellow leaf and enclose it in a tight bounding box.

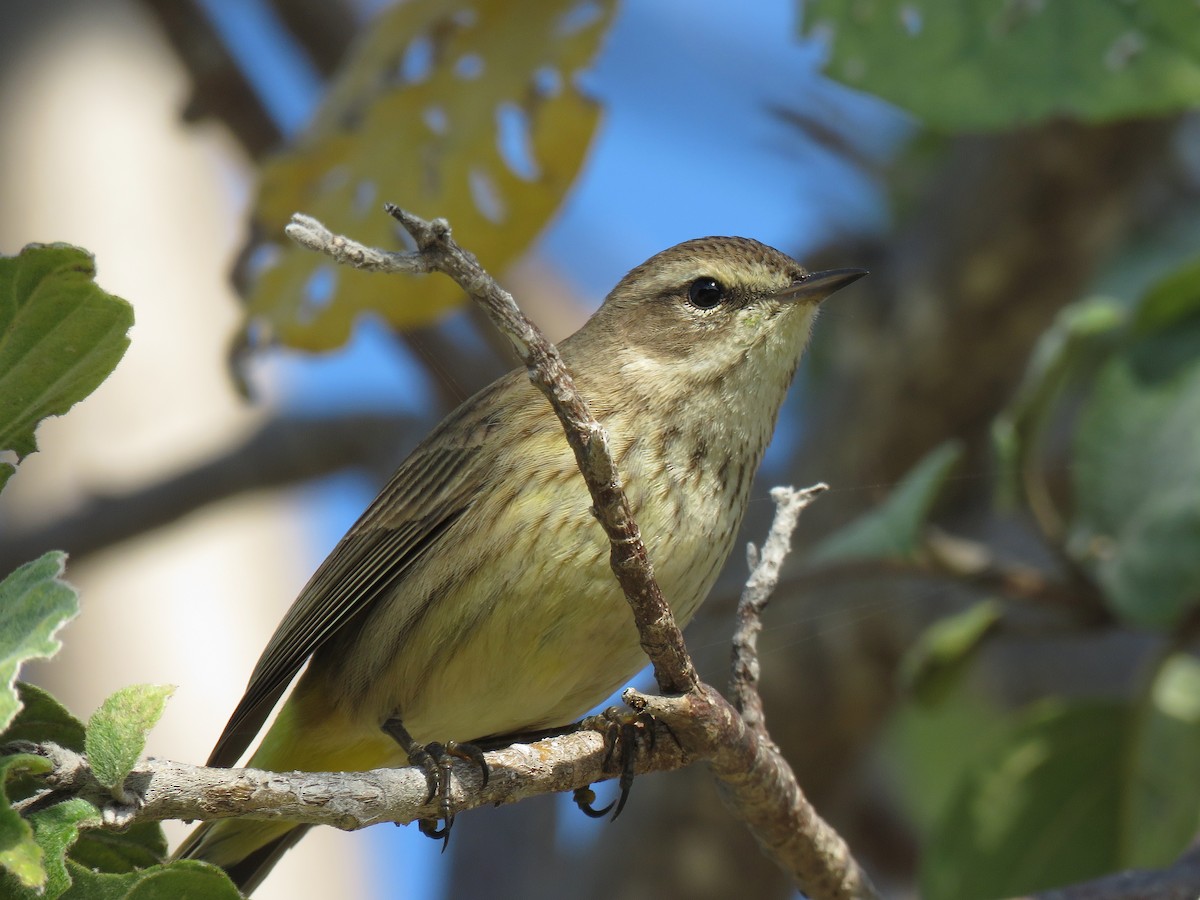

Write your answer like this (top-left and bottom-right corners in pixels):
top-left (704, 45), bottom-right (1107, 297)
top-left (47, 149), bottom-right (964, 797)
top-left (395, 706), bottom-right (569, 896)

top-left (238, 0), bottom-right (615, 354)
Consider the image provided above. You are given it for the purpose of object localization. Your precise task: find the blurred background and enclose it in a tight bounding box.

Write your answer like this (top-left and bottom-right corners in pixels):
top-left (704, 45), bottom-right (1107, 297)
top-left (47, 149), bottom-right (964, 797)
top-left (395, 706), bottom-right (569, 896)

top-left (3, 0), bottom-right (1199, 897)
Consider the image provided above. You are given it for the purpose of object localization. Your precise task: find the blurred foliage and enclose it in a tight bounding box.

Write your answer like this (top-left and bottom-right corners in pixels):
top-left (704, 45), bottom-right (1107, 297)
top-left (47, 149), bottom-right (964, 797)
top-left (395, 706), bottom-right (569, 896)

top-left (237, 0), bottom-right (615, 362)
top-left (807, 441), bottom-right (962, 564)
top-left (0, 244), bottom-right (133, 492)
top-left (898, 600), bottom-right (1002, 708)
top-left (802, 0), bottom-right (1200, 130)
top-left (1069, 259), bottom-right (1200, 627)
top-left (826, 254), bottom-right (1200, 894)
top-left (922, 662), bottom-right (1200, 899)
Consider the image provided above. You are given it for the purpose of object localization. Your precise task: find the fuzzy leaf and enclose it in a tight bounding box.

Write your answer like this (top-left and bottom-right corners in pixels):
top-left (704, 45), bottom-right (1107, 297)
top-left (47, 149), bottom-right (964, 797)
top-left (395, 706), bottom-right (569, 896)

top-left (85, 685), bottom-right (175, 792)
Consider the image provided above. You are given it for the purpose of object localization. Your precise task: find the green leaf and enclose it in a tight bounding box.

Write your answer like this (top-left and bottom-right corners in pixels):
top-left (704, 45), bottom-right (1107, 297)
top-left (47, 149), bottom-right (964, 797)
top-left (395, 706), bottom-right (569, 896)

top-left (3, 683), bottom-right (86, 753)
top-left (1069, 262), bottom-right (1200, 627)
top-left (85, 685), bottom-right (175, 792)
top-left (922, 692), bottom-right (1200, 899)
top-left (0, 244), bottom-right (133, 470)
top-left (803, 0), bottom-right (1200, 130)
top-left (1130, 654), bottom-right (1200, 866)
top-left (807, 441), bottom-right (962, 564)
top-left (0, 552), bottom-right (78, 733)
top-left (60, 858), bottom-right (241, 900)
top-left (885, 690), bottom-right (1012, 836)
top-left (1, 684), bottom-right (88, 886)
top-left (900, 601), bottom-right (1003, 707)
top-left (0, 753), bottom-right (52, 890)
top-left (69, 823), bottom-right (167, 877)
top-left (1, 684), bottom-right (84, 891)
top-left (993, 296), bottom-right (1124, 509)
top-left (1130, 256), bottom-right (1200, 336)
top-left (1091, 490), bottom-right (1200, 627)
top-left (0, 797), bottom-right (98, 900)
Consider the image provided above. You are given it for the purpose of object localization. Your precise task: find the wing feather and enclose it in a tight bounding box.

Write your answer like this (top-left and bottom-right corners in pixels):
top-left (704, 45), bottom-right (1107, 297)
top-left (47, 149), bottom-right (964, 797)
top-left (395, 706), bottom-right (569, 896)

top-left (206, 421), bottom-right (494, 767)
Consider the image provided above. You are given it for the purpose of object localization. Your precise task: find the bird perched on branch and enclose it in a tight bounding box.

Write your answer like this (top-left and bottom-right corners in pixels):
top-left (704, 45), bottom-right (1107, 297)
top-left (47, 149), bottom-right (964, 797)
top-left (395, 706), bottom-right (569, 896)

top-left (176, 235), bottom-right (864, 893)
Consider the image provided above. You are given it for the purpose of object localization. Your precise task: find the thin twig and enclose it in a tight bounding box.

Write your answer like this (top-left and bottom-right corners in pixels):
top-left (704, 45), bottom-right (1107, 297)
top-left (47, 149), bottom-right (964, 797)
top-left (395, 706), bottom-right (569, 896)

top-left (731, 484), bottom-right (828, 736)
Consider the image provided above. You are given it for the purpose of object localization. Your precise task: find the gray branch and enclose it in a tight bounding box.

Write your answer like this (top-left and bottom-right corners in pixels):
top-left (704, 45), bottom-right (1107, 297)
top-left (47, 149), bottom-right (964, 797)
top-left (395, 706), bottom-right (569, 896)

top-left (731, 484), bottom-right (829, 735)
top-left (13, 728), bottom-right (687, 832)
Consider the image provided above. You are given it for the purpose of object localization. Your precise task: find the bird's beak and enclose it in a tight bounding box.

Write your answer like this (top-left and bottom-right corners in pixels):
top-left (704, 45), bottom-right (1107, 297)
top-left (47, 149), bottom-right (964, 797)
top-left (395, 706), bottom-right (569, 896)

top-left (778, 268), bottom-right (868, 303)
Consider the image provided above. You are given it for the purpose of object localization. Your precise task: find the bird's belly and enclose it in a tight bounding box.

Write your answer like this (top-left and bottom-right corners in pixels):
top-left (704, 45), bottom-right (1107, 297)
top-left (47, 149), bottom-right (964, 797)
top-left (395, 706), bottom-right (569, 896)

top-left (304, 440), bottom-right (743, 754)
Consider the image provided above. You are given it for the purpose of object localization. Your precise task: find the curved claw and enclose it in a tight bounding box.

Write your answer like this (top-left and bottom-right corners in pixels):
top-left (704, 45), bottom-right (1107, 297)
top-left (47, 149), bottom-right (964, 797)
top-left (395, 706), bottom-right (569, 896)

top-left (579, 705), bottom-right (661, 822)
top-left (446, 740), bottom-right (489, 788)
top-left (418, 816), bottom-right (452, 852)
top-left (382, 717), bottom-right (489, 850)
top-left (573, 786), bottom-right (615, 819)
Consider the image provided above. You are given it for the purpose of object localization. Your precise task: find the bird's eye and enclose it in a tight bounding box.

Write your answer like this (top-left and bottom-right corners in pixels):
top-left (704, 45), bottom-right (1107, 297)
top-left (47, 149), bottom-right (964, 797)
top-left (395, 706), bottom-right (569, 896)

top-left (687, 277), bottom-right (725, 309)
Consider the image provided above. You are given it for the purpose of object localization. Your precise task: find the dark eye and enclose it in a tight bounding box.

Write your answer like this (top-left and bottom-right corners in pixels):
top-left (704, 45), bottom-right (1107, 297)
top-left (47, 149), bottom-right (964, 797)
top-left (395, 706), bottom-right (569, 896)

top-left (687, 277), bottom-right (725, 309)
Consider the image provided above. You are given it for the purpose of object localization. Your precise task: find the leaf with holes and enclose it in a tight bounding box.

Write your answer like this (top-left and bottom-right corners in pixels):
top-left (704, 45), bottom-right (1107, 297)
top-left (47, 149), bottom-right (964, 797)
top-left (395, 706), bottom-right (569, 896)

top-left (237, 0), bottom-right (615, 359)
top-left (803, 0), bottom-right (1200, 130)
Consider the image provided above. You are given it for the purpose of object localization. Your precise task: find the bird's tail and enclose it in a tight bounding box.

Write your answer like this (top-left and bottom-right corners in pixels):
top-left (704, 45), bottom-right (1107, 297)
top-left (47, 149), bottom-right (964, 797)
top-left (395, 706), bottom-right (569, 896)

top-left (173, 818), bottom-right (311, 896)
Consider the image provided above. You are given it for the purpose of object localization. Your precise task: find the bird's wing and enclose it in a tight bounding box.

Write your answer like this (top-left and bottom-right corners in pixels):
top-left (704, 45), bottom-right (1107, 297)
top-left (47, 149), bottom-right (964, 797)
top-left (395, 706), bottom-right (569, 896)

top-left (206, 378), bottom-right (515, 768)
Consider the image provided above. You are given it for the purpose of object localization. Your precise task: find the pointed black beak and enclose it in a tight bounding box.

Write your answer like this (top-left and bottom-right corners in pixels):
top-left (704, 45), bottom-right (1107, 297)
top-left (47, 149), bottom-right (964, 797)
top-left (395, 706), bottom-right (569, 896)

top-left (778, 267), bottom-right (868, 303)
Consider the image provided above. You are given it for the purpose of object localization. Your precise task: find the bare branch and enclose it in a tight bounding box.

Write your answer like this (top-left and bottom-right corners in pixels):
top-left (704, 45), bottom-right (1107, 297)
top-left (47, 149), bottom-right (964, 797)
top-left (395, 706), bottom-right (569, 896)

top-left (1019, 841), bottom-right (1200, 900)
top-left (0, 413), bottom-right (422, 574)
top-left (9, 728), bottom-right (686, 832)
top-left (731, 484), bottom-right (828, 735)
top-left (627, 685), bottom-right (878, 900)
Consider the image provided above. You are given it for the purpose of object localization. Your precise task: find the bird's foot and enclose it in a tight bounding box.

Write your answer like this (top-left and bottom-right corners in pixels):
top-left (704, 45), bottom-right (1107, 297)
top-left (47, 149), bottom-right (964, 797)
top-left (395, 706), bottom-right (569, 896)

top-left (573, 705), bottom-right (662, 821)
top-left (382, 717), bottom-right (487, 850)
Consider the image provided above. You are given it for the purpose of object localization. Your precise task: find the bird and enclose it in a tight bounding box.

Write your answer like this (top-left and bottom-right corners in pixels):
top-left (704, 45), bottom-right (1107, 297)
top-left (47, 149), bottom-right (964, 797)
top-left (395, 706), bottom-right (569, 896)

top-left (175, 235), bottom-right (865, 893)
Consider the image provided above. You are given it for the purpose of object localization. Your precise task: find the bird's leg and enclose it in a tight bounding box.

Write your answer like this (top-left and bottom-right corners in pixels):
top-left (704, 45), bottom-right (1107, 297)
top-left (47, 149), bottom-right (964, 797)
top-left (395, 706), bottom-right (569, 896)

top-left (573, 706), bottom-right (661, 821)
top-left (381, 716), bottom-right (488, 850)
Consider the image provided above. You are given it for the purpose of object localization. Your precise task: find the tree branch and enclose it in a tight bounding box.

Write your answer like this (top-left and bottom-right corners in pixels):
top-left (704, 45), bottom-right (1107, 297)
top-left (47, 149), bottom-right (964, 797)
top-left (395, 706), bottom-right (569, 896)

top-left (0, 413), bottom-right (424, 575)
top-left (14, 477), bottom-right (875, 899)
top-left (731, 484), bottom-right (828, 736)
top-left (1021, 840), bottom-right (1200, 900)
top-left (11, 728), bottom-right (687, 832)
top-left (620, 483), bottom-right (876, 900)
